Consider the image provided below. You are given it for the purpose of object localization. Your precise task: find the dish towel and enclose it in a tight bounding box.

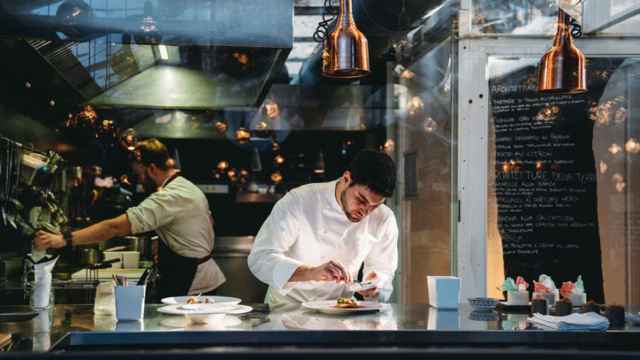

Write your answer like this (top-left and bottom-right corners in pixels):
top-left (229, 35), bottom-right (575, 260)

top-left (528, 312), bottom-right (610, 331)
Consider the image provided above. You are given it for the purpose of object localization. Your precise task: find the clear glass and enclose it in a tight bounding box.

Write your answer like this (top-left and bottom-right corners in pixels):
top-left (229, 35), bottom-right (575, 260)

top-left (487, 56), bottom-right (640, 305)
top-left (388, 40), bottom-right (456, 303)
top-left (470, 0), bottom-right (582, 35)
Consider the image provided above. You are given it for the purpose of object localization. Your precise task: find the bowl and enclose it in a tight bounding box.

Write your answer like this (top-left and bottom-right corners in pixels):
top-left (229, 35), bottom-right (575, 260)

top-left (468, 297), bottom-right (499, 311)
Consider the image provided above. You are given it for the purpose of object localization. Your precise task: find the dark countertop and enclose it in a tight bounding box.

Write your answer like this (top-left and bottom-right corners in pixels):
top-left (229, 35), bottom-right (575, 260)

top-left (1, 303), bottom-right (640, 353)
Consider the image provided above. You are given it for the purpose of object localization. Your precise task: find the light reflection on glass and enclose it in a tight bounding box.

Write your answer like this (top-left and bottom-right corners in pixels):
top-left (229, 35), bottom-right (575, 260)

top-left (407, 96), bottom-right (424, 115)
top-left (264, 99), bottom-right (280, 119)
top-left (625, 138), bottom-right (640, 154)
top-left (424, 117), bottom-right (438, 133)
top-left (608, 143), bottom-right (622, 155)
top-left (599, 160), bottom-right (608, 174)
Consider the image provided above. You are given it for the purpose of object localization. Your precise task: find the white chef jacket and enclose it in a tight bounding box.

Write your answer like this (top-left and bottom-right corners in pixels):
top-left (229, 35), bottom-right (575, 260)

top-left (248, 180), bottom-right (398, 307)
top-left (126, 175), bottom-right (226, 294)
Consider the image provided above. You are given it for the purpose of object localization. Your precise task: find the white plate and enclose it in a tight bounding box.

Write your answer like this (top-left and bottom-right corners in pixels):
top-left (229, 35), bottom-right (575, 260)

top-left (158, 304), bottom-right (253, 316)
top-left (302, 300), bottom-right (383, 315)
top-left (161, 295), bottom-right (241, 305)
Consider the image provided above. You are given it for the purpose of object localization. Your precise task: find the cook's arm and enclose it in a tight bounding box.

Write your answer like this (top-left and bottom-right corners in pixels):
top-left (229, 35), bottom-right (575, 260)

top-left (248, 193), bottom-right (304, 289)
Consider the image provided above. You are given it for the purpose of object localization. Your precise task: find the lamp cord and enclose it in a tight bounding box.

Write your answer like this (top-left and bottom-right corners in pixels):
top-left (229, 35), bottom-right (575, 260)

top-left (313, 0), bottom-right (338, 43)
top-left (569, 16), bottom-right (583, 38)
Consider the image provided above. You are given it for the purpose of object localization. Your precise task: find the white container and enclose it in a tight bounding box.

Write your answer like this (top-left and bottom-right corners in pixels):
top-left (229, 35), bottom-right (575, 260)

top-left (104, 251), bottom-right (140, 269)
top-left (427, 276), bottom-right (461, 309)
top-left (115, 285), bottom-right (146, 321)
top-left (427, 307), bottom-right (459, 330)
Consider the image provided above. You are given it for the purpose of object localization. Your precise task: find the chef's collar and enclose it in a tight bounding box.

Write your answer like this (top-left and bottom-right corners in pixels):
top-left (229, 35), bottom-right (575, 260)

top-left (160, 171), bottom-right (181, 189)
top-left (325, 179), bottom-right (344, 213)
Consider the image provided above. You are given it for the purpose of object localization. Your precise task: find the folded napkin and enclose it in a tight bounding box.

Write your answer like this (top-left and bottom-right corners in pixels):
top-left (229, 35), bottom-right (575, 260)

top-left (528, 312), bottom-right (609, 331)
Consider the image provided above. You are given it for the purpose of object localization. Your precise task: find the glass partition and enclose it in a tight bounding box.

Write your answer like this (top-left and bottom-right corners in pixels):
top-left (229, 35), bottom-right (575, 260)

top-left (486, 56), bottom-right (640, 304)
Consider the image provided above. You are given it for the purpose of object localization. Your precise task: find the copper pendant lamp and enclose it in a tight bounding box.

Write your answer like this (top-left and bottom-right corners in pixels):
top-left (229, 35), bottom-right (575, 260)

top-left (537, 8), bottom-right (586, 94)
top-left (322, 0), bottom-right (370, 79)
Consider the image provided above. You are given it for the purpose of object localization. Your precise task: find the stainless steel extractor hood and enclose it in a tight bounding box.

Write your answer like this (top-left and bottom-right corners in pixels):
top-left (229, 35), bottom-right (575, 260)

top-left (1, 0), bottom-right (293, 109)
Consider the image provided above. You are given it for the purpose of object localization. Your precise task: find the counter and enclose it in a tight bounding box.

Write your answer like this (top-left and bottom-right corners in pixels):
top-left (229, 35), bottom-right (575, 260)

top-left (1, 303), bottom-right (640, 357)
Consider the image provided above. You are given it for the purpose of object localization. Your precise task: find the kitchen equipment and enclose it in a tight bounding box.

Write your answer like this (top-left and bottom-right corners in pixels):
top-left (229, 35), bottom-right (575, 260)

top-left (103, 251), bottom-right (140, 269)
top-left (212, 236), bottom-right (267, 303)
top-left (79, 248), bottom-right (100, 266)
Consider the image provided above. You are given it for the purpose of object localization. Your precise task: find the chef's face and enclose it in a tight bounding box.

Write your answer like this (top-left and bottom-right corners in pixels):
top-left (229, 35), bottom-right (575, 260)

top-left (340, 173), bottom-right (386, 223)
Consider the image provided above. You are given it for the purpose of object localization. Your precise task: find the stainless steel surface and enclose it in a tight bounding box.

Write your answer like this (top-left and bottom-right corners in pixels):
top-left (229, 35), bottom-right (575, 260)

top-left (213, 236), bottom-right (267, 303)
top-left (1, 304), bottom-right (640, 352)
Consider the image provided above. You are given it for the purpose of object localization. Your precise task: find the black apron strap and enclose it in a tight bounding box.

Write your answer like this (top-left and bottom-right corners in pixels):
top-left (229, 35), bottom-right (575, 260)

top-left (154, 171), bottom-right (199, 298)
top-left (157, 239), bottom-right (199, 299)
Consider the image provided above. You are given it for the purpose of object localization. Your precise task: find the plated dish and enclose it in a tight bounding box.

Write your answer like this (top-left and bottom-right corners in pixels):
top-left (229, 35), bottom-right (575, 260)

top-left (161, 295), bottom-right (242, 305)
top-left (302, 299), bottom-right (383, 315)
top-left (158, 303), bottom-right (253, 316)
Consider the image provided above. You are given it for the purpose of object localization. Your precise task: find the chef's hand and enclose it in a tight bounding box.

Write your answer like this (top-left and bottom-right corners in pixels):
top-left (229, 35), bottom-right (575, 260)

top-left (357, 272), bottom-right (380, 299)
top-left (33, 230), bottom-right (65, 251)
top-left (292, 260), bottom-right (351, 282)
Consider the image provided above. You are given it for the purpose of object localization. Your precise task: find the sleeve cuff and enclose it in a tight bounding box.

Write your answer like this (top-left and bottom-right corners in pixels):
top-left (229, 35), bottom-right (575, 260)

top-left (272, 257), bottom-right (304, 289)
top-left (125, 208), bottom-right (143, 234)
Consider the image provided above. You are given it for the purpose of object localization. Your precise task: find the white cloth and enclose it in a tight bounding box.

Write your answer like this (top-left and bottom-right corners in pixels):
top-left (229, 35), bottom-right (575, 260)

top-left (126, 176), bottom-right (225, 294)
top-left (528, 313), bottom-right (610, 331)
top-left (31, 255), bottom-right (58, 309)
top-left (248, 180), bottom-right (398, 307)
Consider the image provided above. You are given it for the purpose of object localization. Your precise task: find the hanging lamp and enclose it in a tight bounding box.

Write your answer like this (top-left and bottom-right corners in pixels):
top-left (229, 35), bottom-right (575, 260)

top-left (321, 0), bottom-right (370, 79)
top-left (537, 8), bottom-right (586, 94)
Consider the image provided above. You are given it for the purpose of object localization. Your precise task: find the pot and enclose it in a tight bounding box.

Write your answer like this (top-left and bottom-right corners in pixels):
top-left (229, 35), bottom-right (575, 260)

top-left (79, 248), bottom-right (100, 266)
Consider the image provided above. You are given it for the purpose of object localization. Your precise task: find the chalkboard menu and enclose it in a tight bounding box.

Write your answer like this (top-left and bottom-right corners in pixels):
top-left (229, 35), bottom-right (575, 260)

top-left (489, 59), bottom-right (623, 303)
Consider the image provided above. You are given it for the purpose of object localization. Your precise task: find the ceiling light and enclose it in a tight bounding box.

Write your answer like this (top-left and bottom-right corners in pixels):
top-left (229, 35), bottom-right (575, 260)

top-left (158, 45), bottom-right (168, 60)
top-left (321, 0), bottom-right (370, 79)
top-left (537, 8), bottom-right (586, 94)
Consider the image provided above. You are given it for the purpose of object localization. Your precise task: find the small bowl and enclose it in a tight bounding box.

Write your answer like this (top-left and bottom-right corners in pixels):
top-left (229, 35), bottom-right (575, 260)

top-left (468, 297), bottom-right (499, 311)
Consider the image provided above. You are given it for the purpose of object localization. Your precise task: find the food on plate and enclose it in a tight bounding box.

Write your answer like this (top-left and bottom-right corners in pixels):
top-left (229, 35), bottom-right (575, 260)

top-left (335, 297), bottom-right (360, 308)
top-left (186, 296), bottom-right (212, 304)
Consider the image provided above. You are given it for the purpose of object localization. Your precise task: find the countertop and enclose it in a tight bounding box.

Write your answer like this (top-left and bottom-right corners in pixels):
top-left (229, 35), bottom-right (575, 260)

top-left (1, 304), bottom-right (640, 353)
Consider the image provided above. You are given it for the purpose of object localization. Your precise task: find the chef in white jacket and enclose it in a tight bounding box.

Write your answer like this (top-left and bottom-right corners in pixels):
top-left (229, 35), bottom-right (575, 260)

top-left (248, 150), bottom-right (398, 307)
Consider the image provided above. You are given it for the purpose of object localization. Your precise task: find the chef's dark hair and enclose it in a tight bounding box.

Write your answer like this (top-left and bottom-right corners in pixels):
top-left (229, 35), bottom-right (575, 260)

top-left (134, 138), bottom-right (170, 170)
top-left (347, 150), bottom-right (396, 198)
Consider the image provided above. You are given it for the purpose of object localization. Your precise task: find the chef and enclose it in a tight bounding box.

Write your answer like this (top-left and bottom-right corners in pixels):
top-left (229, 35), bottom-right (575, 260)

top-left (34, 138), bottom-right (225, 298)
top-left (248, 150), bottom-right (398, 307)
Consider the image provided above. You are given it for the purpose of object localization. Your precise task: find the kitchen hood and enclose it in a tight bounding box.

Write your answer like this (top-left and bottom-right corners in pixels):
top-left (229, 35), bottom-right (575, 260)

top-left (1, 0), bottom-right (293, 109)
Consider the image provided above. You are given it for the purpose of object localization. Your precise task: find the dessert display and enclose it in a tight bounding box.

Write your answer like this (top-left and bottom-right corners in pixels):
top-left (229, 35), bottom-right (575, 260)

top-left (580, 300), bottom-right (602, 314)
top-left (560, 275), bottom-right (587, 306)
top-left (531, 298), bottom-right (548, 315)
top-left (533, 274), bottom-right (559, 306)
top-left (502, 276), bottom-right (530, 306)
top-left (553, 298), bottom-right (573, 316)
